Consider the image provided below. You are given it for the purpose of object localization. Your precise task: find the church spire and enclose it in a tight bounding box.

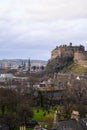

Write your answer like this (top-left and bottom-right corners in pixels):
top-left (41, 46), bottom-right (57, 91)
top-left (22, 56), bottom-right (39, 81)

top-left (28, 58), bottom-right (31, 73)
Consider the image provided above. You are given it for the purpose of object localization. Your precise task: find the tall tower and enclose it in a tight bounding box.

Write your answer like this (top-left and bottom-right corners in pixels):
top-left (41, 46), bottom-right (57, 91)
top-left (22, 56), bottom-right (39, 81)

top-left (27, 58), bottom-right (31, 73)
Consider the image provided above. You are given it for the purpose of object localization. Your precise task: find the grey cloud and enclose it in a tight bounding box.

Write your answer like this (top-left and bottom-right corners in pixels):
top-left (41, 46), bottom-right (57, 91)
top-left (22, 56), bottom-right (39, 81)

top-left (0, 0), bottom-right (87, 22)
top-left (0, 0), bottom-right (87, 60)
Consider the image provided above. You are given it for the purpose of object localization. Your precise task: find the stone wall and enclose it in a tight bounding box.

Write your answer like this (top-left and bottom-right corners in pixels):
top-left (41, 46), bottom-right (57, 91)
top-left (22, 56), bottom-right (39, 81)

top-left (51, 44), bottom-right (87, 64)
top-left (51, 46), bottom-right (74, 60)
top-left (74, 52), bottom-right (87, 62)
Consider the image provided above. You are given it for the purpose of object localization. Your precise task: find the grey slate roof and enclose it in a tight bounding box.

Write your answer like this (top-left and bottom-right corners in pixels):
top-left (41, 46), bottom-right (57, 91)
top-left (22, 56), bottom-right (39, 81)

top-left (52, 118), bottom-right (87, 130)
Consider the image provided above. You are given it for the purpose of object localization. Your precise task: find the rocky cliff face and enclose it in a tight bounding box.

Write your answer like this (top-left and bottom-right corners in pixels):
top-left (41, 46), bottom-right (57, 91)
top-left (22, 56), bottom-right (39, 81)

top-left (46, 55), bottom-right (73, 74)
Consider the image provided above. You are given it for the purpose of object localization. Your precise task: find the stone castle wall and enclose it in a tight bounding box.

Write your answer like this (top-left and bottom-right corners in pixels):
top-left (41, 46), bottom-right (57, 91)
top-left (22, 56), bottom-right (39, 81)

top-left (51, 46), bottom-right (74, 59)
top-left (74, 51), bottom-right (87, 62)
top-left (51, 44), bottom-right (87, 63)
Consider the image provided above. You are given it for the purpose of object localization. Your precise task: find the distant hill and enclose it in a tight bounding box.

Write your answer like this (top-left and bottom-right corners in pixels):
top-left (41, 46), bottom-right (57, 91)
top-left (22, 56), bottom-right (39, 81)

top-left (30, 60), bottom-right (47, 66)
top-left (0, 59), bottom-right (47, 68)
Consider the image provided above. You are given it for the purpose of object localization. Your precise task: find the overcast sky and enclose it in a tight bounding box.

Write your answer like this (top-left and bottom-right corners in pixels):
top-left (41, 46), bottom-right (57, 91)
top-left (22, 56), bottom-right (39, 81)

top-left (0, 0), bottom-right (87, 60)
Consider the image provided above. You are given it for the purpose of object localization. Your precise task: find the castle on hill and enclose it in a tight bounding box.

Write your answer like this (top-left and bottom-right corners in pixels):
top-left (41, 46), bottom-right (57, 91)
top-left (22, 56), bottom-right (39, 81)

top-left (51, 43), bottom-right (87, 67)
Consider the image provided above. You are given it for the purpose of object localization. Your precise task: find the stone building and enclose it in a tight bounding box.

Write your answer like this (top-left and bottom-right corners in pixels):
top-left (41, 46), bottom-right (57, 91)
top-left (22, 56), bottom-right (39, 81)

top-left (51, 43), bottom-right (87, 66)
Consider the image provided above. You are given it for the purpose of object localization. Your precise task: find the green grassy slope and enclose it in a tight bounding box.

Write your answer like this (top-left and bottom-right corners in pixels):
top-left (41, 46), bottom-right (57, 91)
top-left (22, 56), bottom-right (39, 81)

top-left (62, 63), bottom-right (87, 74)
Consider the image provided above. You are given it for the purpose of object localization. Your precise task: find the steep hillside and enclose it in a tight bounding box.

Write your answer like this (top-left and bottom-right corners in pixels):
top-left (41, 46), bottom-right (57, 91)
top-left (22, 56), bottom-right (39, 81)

top-left (62, 63), bottom-right (87, 74)
top-left (46, 55), bottom-right (73, 74)
top-left (46, 56), bottom-right (87, 74)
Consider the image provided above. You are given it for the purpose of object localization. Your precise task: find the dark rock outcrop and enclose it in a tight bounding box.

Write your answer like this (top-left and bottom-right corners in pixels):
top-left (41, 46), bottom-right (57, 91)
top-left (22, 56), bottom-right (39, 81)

top-left (46, 55), bottom-right (73, 74)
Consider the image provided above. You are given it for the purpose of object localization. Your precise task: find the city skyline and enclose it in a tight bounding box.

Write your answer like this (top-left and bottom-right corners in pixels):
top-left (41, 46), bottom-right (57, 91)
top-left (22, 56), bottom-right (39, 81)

top-left (0, 0), bottom-right (87, 60)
